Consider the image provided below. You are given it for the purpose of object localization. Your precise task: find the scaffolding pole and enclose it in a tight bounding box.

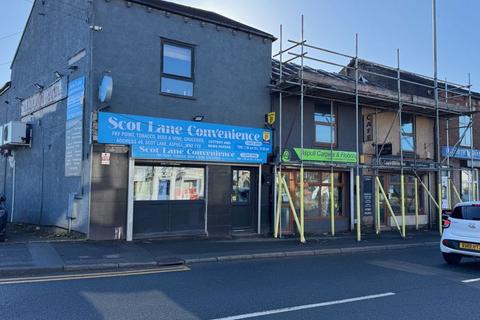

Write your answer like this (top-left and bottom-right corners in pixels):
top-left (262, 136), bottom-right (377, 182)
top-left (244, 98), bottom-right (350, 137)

top-left (299, 15), bottom-right (305, 243)
top-left (397, 48), bottom-right (406, 238)
top-left (432, 0), bottom-right (442, 235)
top-left (469, 73), bottom-right (475, 201)
top-left (330, 100), bottom-right (335, 236)
top-left (414, 177), bottom-right (419, 230)
top-left (355, 33), bottom-right (361, 242)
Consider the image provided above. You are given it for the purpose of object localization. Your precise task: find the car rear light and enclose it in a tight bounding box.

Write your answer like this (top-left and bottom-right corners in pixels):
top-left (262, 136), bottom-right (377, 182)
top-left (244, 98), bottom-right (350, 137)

top-left (443, 218), bottom-right (451, 229)
top-left (442, 239), bottom-right (450, 246)
top-left (473, 204), bottom-right (480, 207)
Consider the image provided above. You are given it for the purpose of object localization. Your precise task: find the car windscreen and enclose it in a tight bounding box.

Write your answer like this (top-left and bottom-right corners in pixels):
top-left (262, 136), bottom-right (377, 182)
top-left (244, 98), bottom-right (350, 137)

top-left (451, 206), bottom-right (480, 220)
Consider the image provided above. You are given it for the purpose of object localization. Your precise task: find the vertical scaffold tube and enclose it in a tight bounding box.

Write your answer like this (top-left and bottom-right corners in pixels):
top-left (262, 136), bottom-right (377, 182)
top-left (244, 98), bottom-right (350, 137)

top-left (274, 171), bottom-right (282, 238)
top-left (401, 174), bottom-right (406, 238)
top-left (438, 183), bottom-right (443, 235)
top-left (330, 168), bottom-right (335, 236)
top-left (300, 166), bottom-right (305, 243)
top-left (414, 177), bottom-right (419, 230)
top-left (375, 176), bottom-right (381, 234)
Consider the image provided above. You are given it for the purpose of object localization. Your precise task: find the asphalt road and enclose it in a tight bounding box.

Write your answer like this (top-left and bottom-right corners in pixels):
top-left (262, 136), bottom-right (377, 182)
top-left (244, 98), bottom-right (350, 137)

top-left (1, 246), bottom-right (480, 320)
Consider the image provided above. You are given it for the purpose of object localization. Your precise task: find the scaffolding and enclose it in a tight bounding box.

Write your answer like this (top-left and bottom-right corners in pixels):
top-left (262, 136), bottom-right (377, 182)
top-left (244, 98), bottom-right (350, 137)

top-left (272, 12), bottom-right (479, 243)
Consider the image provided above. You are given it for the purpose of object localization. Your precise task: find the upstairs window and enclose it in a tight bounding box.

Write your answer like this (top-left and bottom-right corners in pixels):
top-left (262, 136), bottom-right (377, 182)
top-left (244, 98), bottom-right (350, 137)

top-left (314, 103), bottom-right (336, 145)
top-left (161, 41), bottom-right (194, 97)
top-left (459, 115), bottom-right (472, 147)
top-left (401, 114), bottom-right (415, 152)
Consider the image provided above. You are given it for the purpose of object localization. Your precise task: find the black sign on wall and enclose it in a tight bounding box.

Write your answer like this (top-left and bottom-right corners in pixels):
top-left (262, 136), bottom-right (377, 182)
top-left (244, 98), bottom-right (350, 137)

top-left (363, 176), bottom-right (373, 216)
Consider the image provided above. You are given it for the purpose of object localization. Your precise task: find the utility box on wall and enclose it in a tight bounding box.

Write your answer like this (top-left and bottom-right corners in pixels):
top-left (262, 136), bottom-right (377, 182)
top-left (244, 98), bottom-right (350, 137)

top-left (1, 121), bottom-right (31, 147)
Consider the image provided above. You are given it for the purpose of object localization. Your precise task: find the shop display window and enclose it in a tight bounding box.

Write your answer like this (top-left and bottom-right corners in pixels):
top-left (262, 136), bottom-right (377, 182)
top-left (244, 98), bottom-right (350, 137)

top-left (134, 166), bottom-right (204, 201)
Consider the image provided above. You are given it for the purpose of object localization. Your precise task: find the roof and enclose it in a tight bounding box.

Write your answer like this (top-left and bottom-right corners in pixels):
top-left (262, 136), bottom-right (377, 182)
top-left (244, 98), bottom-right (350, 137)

top-left (271, 59), bottom-right (477, 117)
top-left (344, 59), bottom-right (480, 100)
top-left (130, 0), bottom-right (276, 40)
top-left (0, 81), bottom-right (11, 96)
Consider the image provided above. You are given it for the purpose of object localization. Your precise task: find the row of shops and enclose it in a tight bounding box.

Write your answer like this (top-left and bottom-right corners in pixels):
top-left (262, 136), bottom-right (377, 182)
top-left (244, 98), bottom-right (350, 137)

top-left (1, 0), bottom-right (479, 241)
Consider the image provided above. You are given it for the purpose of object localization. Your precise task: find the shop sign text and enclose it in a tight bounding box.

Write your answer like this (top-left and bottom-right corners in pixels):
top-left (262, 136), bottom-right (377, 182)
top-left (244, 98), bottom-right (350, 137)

top-left (98, 112), bottom-right (272, 164)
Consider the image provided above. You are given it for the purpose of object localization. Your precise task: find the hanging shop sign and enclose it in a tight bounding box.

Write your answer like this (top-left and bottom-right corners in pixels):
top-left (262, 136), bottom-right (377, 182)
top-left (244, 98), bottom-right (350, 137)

top-left (65, 76), bottom-right (85, 177)
top-left (442, 146), bottom-right (480, 161)
top-left (363, 114), bottom-right (373, 142)
top-left (21, 78), bottom-right (67, 118)
top-left (291, 148), bottom-right (357, 163)
top-left (97, 112), bottom-right (272, 164)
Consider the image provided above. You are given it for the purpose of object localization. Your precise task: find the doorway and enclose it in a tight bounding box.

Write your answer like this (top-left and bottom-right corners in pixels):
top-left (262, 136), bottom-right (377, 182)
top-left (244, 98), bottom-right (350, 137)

top-left (231, 167), bottom-right (257, 231)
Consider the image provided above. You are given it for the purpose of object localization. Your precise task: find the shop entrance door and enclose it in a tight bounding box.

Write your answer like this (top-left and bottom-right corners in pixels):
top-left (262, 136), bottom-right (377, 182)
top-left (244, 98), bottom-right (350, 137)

top-left (231, 168), bottom-right (257, 231)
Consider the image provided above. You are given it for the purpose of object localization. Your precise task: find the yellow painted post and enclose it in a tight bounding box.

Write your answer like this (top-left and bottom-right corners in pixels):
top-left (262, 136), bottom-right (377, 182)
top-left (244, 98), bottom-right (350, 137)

top-left (414, 177), bottom-right (419, 230)
top-left (400, 175), bottom-right (406, 238)
top-left (300, 167), bottom-right (305, 243)
top-left (274, 172), bottom-right (282, 238)
top-left (438, 183), bottom-right (443, 235)
top-left (375, 176), bottom-right (381, 234)
top-left (330, 170), bottom-right (335, 236)
top-left (356, 175), bottom-right (361, 241)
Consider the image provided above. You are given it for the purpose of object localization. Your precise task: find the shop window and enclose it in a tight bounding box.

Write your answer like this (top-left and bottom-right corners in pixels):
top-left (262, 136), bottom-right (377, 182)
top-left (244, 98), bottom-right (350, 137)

top-left (459, 115), bottom-right (472, 147)
top-left (314, 103), bottom-right (335, 145)
top-left (291, 171), bottom-right (344, 218)
top-left (384, 174), bottom-right (424, 215)
top-left (401, 114), bottom-right (415, 152)
top-left (134, 166), bottom-right (204, 201)
top-left (232, 170), bottom-right (251, 204)
top-left (161, 41), bottom-right (194, 97)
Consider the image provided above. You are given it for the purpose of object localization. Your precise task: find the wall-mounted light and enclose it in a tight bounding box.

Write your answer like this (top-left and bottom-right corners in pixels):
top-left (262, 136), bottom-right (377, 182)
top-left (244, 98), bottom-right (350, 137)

top-left (193, 115), bottom-right (204, 122)
top-left (54, 71), bottom-right (62, 79)
top-left (34, 83), bottom-right (44, 90)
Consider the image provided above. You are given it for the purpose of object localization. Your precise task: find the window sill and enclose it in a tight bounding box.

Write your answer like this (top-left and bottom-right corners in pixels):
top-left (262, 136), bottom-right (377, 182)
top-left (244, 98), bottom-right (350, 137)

top-left (160, 92), bottom-right (197, 100)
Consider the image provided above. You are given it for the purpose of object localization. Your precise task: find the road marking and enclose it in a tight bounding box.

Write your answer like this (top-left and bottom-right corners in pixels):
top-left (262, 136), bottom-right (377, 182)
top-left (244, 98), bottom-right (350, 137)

top-left (210, 292), bottom-right (396, 320)
top-left (0, 265), bottom-right (189, 285)
top-left (462, 278), bottom-right (480, 283)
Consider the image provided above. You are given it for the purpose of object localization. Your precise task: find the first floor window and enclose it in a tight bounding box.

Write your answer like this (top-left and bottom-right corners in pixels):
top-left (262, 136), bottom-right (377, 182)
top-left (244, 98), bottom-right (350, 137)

top-left (161, 41), bottom-right (194, 97)
top-left (459, 115), bottom-right (472, 147)
top-left (134, 166), bottom-right (204, 201)
top-left (314, 102), bottom-right (335, 145)
top-left (401, 114), bottom-right (415, 152)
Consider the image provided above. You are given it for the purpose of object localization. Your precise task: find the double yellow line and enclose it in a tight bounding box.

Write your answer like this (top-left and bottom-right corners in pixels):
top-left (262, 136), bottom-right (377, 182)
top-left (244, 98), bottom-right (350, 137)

top-left (0, 265), bottom-right (190, 285)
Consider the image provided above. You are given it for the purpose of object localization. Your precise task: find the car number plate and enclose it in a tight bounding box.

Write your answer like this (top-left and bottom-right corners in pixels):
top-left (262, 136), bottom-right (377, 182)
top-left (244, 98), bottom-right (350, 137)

top-left (459, 242), bottom-right (480, 251)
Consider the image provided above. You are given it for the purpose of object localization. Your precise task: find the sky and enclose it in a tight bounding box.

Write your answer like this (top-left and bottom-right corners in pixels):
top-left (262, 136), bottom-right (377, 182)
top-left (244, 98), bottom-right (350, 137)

top-left (1, 0), bottom-right (479, 90)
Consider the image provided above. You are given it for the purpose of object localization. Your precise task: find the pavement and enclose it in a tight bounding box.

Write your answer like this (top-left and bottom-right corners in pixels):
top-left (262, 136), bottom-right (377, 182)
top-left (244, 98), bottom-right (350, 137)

top-left (1, 245), bottom-right (479, 320)
top-left (0, 230), bottom-right (441, 276)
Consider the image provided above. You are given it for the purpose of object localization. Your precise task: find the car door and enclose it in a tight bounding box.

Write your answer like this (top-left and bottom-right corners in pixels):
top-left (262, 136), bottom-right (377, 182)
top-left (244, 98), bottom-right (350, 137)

top-left (450, 205), bottom-right (480, 240)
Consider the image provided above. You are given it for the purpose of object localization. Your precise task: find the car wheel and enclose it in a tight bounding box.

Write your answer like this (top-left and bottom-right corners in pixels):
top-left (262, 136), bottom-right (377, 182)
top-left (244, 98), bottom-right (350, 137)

top-left (443, 252), bottom-right (462, 265)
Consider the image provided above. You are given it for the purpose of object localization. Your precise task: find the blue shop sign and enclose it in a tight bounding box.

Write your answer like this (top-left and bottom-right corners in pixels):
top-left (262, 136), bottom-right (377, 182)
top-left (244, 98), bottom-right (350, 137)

top-left (442, 146), bottom-right (480, 160)
top-left (97, 112), bottom-right (272, 164)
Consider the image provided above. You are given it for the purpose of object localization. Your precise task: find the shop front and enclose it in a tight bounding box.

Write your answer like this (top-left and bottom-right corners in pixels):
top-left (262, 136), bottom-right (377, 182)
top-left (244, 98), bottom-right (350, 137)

top-left (95, 112), bottom-right (272, 240)
top-left (277, 148), bottom-right (355, 235)
top-left (377, 173), bottom-right (428, 227)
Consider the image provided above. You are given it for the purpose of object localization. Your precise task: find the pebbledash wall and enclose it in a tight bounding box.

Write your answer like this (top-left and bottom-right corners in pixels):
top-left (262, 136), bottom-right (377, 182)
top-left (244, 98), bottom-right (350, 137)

top-left (0, 0), bottom-right (275, 240)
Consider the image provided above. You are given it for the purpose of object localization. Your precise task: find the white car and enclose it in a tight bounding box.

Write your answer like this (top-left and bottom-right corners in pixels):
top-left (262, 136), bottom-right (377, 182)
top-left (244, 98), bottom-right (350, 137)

top-left (441, 201), bottom-right (480, 264)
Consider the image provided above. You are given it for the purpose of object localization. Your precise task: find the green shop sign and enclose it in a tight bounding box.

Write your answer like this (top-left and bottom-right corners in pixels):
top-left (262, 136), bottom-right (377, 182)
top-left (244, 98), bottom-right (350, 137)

top-left (293, 148), bottom-right (357, 163)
